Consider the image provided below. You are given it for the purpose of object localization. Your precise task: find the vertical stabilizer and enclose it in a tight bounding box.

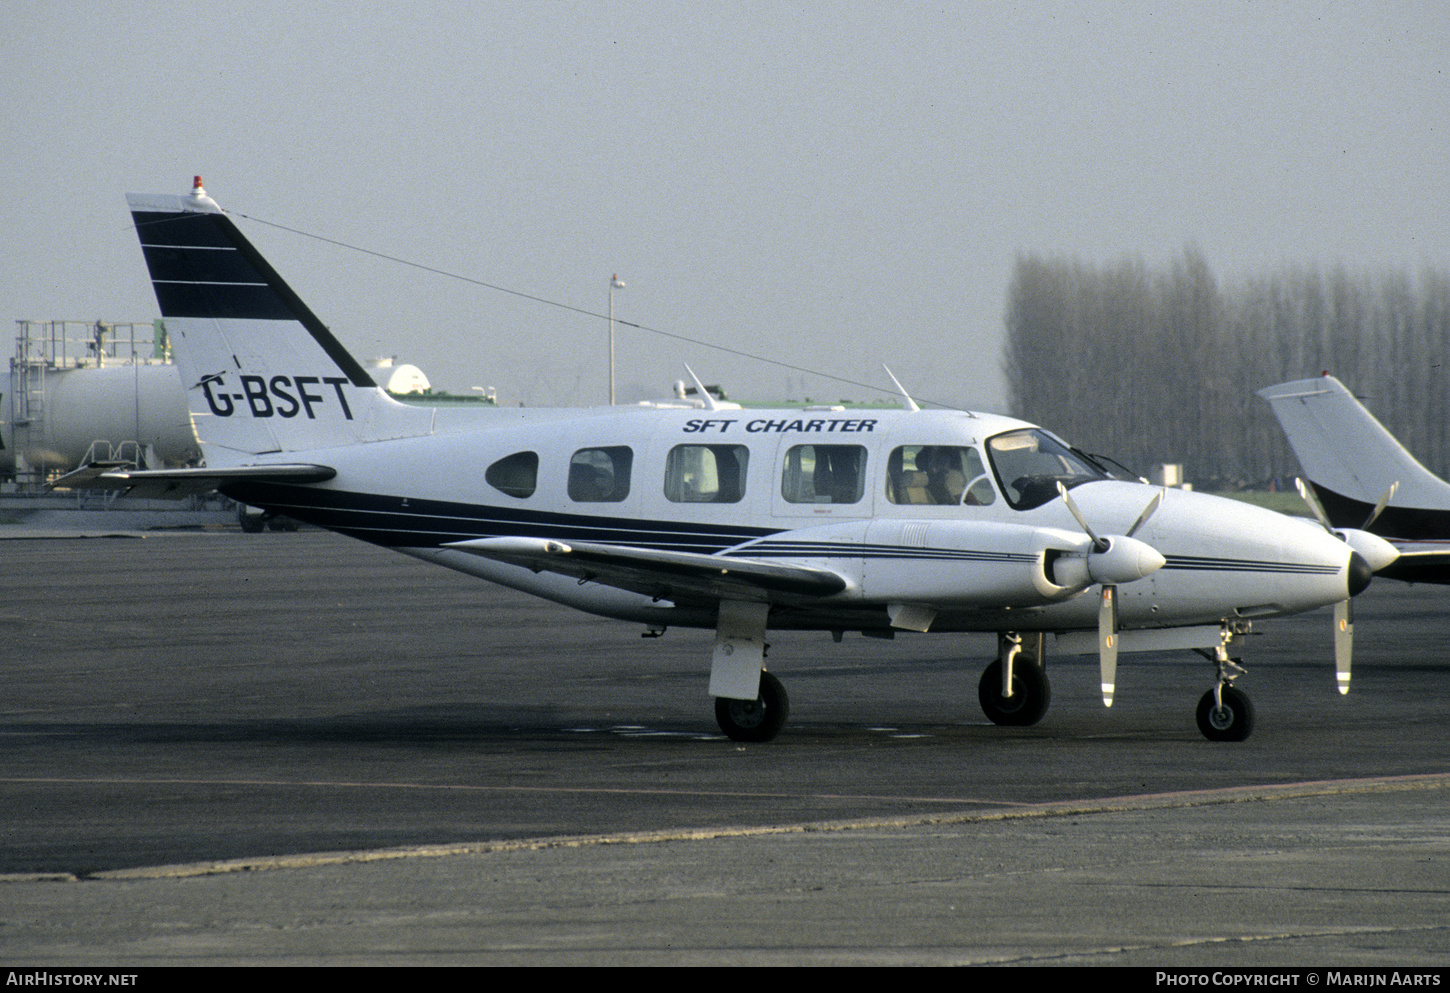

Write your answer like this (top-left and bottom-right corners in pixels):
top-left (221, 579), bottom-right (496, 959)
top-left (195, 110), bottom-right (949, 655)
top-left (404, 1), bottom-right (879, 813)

top-left (126, 180), bottom-right (426, 463)
top-left (1259, 375), bottom-right (1450, 511)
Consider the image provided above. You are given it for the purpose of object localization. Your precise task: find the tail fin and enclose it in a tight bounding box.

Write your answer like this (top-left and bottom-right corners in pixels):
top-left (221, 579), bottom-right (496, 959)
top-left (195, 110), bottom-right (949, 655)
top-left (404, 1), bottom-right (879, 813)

top-left (1259, 375), bottom-right (1450, 512)
top-left (126, 179), bottom-right (425, 462)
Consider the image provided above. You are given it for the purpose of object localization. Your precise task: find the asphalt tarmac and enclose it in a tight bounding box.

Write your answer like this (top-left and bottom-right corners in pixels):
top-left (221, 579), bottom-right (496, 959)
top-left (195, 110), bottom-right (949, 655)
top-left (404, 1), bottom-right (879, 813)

top-left (2, 527), bottom-right (1447, 965)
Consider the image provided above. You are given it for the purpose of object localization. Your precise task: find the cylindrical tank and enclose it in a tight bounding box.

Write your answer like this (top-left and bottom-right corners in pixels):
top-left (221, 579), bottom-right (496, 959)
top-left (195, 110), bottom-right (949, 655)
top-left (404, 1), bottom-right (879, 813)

top-left (3, 363), bottom-right (199, 474)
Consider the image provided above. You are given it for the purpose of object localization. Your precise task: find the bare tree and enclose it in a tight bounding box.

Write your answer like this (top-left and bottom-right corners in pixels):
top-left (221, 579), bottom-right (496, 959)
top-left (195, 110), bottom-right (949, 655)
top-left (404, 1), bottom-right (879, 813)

top-left (1003, 252), bottom-right (1450, 486)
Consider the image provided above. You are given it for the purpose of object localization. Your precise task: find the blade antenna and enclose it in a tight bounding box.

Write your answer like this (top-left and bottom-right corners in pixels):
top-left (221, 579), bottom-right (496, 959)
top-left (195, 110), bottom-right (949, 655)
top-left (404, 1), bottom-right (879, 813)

top-left (881, 364), bottom-right (920, 412)
top-left (682, 364), bottom-right (721, 411)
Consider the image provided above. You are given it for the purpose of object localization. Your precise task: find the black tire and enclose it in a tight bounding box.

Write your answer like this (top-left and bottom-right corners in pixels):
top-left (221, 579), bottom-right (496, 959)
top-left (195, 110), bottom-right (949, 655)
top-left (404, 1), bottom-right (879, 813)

top-left (978, 658), bottom-right (1051, 726)
top-left (1196, 684), bottom-right (1255, 742)
top-left (238, 507), bottom-right (265, 533)
top-left (715, 670), bottom-right (789, 742)
top-left (266, 515), bottom-right (299, 532)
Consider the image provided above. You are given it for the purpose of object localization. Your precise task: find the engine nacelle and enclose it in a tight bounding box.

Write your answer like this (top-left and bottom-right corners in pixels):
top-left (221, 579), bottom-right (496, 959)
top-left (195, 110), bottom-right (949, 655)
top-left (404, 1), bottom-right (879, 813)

top-left (741, 518), bottom-right (1121, 607)
top-left (1046, 534), bottom-right (1165, 591)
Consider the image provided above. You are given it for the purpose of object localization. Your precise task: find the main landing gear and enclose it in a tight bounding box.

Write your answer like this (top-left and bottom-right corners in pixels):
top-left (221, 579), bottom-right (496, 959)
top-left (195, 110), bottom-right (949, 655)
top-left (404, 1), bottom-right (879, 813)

top-left (715, 670), bottom-right (790, 743)
top-left (710, 601), bottom-right (790, 742)
top-left (978, 633), bottom-right (1052, 727)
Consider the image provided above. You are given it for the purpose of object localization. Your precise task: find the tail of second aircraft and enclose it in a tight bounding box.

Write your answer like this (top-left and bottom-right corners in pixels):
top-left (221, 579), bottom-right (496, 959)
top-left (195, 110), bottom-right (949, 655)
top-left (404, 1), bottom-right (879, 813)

top-left (126, 178), bottom-right (426, 464)
top-left (1259, 374), bottom-right (1450, 521)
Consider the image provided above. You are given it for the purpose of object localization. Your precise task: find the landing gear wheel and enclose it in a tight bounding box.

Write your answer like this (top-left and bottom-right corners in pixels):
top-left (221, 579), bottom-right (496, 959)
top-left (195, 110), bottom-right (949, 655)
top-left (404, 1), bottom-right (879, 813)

top-left (715, 670), bottom-right (789, 743)
top-left (1196, 684), bottom-right (1254, 742)
top-left (978, 659), bottom-right (1051, 726)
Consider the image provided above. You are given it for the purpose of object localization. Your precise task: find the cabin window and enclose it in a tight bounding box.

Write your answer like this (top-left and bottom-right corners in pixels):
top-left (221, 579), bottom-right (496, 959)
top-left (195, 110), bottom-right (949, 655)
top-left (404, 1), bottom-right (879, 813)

top-left (781, 444), bottom-right (867, 504)
top-left (987, 429), bottom-right (1107, 510)
top-left (484, 451), bottom-right (539, 499)
top-left (665, 444), bottom-right (749, 503)
top-left (886, 445), bottom-right (996, 506)
top-left (569, 446), bottom-right (633, 502)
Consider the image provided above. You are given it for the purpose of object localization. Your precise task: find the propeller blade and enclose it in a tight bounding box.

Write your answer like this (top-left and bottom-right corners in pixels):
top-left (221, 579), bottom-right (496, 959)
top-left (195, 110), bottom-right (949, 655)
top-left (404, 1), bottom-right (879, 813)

top-left (1295, 477), bottom-right (1334, 533)
top-left (1362, 481), bottom-right (1398, 530)
top-left (1126, 491), bottom-right (1162, 538)
top-left (1057, 481), bottom-right (1107, 552)
top-left (1296, 480), bottom-right (1367, 698)
top-left (1334, 599), bottom-right (1353, 695)
top-left (1099, 584), bottom-right (1118, 707)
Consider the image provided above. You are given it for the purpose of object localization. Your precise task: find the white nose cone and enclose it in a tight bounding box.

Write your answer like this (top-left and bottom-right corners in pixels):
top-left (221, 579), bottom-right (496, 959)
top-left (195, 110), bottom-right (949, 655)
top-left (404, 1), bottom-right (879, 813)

top-left (1088, 535), bottom-right (1167, 585)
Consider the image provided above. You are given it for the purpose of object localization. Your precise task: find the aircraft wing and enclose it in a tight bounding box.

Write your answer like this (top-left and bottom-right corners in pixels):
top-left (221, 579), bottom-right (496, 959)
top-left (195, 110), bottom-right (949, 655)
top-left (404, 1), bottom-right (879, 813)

top-left (444, 536), bottom-right (850, 604)
top-left (48, 463), bottom-right (337, 499)
top-left (1375, 541), bottom-right (1450, 586)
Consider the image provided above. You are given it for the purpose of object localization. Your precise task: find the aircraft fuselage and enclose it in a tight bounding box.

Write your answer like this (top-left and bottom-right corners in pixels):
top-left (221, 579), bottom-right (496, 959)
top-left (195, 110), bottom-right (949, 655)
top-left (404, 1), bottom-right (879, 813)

top-left (215, 402), bottom-right (1358, 636)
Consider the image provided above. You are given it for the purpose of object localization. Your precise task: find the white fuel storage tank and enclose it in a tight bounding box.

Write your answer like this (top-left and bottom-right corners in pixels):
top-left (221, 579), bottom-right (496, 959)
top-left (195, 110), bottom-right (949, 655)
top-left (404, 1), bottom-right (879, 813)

top-left (2, 363), bottom-right (199, 475)
top-left (4, 320), bottom-right (201, 481)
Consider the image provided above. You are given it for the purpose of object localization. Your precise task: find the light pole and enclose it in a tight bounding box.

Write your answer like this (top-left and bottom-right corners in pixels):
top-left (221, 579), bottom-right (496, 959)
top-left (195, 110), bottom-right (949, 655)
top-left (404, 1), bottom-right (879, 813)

top-left (608, 274), bottom-right (625, 404)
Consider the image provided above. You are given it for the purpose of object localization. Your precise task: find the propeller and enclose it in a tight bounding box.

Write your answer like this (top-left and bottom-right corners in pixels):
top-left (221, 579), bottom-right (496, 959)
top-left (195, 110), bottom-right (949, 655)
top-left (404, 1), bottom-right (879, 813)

top-left (1057, 482), bottom-right (1165, 707)
top-left (1362, 480), bottom-right (1398, 530)
top-left (1295, 477), bottom-right (1397, 695)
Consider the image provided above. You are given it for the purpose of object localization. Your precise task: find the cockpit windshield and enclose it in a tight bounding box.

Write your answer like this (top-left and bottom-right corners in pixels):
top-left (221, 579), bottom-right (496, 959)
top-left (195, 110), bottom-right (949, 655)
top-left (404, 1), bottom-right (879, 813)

top-left (987, 429), bottom-right (1110, 510)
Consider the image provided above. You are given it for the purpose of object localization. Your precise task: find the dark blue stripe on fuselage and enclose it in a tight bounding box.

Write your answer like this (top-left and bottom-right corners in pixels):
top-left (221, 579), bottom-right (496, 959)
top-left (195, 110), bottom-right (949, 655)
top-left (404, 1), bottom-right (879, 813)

top-left (738, 541), bottom-right (1036, 563)
top-left (222, 480), bottom-right (778, 552)
top-left (231, 484), bottom-right (1033, 566)
top-left (1163, 555), bottom-right (1338, 575)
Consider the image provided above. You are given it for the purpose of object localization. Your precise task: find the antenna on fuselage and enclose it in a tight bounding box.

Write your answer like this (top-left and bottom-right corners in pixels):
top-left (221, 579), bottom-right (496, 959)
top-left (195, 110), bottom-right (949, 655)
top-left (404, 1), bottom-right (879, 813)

top-left (682, 364), bottom-right (723, 411)
top-left (881, 364), bottom-right (920, 412)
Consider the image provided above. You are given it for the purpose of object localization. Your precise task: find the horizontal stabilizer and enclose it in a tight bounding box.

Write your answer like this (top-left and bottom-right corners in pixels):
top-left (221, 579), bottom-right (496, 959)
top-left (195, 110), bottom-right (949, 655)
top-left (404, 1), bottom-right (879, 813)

top-left (49, 463), bottom-right (336, 500)
top-left (445, 536), bottom-right (849, 604)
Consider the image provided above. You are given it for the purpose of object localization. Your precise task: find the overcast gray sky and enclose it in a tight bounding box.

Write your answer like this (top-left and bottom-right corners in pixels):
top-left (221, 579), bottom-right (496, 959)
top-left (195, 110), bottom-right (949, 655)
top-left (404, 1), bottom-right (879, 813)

top-left (4, 1), bottom-right (1446, 411)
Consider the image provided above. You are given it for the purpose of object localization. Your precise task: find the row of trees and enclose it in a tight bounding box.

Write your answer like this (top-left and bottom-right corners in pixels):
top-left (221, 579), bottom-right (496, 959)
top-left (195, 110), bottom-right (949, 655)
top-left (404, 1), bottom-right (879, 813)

top-left (1002, 249), bottom-right (1450, 488)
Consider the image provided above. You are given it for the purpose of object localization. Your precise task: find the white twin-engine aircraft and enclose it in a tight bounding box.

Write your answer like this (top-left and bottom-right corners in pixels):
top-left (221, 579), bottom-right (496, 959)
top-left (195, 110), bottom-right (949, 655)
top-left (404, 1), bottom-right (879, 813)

top-left (65, 179), bottom-right (1398, 743)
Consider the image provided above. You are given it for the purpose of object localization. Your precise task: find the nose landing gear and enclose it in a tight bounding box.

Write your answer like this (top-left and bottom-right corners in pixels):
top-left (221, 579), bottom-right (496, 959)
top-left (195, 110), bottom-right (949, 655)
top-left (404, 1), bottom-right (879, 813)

top-left (1195, 645), bottom-right (1253, 742)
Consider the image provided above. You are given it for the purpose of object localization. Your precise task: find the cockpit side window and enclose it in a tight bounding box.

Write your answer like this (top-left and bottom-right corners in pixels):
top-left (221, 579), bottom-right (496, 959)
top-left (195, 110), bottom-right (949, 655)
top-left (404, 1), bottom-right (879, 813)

top-left (886, 445), bottom-right (996, 506)
top-left (781, 444), bottom-right (867, 504)
top-left (987, 429), bottom-right (1108, 510)
top-left (569, 446), bottom-right (633, 502)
